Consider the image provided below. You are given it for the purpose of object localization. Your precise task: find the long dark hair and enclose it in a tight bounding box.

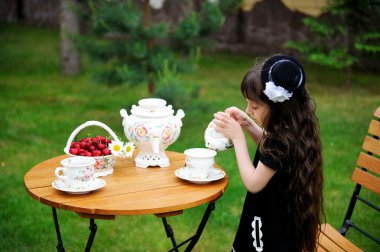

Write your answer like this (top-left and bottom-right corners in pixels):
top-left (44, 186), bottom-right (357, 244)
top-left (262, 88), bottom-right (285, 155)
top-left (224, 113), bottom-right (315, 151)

top-left (241, 56), bottom-right (324, 252)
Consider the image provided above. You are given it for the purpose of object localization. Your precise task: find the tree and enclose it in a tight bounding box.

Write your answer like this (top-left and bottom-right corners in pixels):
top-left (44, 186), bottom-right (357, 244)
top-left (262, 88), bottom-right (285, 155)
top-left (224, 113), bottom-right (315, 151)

top-left (285, 0), bottom-right (380, 84)
top-left (77, 0), bottom-right (242, 93)
top-left (60, 0), bottom-right (81, 75)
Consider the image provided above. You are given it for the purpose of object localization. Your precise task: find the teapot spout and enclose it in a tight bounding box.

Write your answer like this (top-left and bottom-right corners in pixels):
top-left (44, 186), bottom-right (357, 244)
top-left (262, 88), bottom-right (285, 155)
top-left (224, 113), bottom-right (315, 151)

top-left (151, 136), bottom-right (160, 154)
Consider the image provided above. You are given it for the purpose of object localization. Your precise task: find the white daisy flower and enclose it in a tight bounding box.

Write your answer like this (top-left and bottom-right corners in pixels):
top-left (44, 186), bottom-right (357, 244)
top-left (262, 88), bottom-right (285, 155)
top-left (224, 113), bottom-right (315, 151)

top-left (123, 142), bottom-right (135, 158)
top-left (108, 141), bottom-right (124, 156)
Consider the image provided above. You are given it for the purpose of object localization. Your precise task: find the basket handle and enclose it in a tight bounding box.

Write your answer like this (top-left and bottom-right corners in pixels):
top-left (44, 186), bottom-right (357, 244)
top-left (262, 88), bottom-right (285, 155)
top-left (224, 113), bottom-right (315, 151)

top-left (64, 121), bottom-right (120, 154)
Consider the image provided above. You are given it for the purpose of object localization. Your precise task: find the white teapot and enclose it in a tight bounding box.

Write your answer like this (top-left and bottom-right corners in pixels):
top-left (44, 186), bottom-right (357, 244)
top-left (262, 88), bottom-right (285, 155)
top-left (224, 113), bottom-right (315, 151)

top-left (120, 98), bottom-right (185, 168)
top-left (204, 121), bottom-right (233, 151)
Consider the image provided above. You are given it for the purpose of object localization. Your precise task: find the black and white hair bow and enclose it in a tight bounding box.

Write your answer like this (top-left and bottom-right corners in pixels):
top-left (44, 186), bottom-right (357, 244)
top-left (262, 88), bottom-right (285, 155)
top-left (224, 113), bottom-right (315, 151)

top-left (261, 55), bottom-right (306, 103)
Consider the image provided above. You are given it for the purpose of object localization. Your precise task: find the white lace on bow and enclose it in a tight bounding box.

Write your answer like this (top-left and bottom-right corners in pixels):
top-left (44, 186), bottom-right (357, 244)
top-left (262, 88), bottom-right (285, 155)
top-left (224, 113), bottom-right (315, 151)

top-left (263, 81), bottom-right (293, 103)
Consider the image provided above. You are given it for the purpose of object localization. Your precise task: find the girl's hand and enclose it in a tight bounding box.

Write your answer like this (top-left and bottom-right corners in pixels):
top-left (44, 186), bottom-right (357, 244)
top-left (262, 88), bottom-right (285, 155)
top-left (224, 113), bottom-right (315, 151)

top-left (224, 106), bottom-right (263, 144)
top-left (225, 107), bottom-right (252, 129)
top-left (213, 112), bottom-right (244, 143)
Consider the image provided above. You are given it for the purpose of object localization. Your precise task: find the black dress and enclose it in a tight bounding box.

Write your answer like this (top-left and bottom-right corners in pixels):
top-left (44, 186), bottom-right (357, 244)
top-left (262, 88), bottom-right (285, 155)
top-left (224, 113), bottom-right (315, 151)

top-left (232, 140), bottom-right (292, 252)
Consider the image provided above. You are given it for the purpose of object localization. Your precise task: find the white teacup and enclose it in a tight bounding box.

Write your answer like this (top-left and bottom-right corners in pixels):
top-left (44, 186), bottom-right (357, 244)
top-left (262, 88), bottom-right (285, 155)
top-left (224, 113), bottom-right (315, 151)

top-left (55, 157), bottom-right (96, 187)
top-left (184, 148), bottom-right (217, 179)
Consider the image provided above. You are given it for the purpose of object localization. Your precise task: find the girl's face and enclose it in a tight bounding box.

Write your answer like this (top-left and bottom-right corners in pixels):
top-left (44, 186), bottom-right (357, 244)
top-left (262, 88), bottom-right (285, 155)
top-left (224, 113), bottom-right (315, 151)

top-left (245, 99), bottom-right (269, 127)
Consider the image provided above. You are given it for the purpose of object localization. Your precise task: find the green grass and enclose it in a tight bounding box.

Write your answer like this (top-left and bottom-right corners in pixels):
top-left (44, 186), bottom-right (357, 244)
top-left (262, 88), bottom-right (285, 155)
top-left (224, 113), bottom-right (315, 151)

top-left (0, 22), bottom-right (379, 251)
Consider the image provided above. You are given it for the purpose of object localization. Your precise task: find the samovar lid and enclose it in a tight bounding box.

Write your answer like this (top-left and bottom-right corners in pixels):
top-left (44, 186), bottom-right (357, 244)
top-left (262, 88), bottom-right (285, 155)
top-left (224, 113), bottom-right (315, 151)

top-left (131, 98), bottom-right (174, 118)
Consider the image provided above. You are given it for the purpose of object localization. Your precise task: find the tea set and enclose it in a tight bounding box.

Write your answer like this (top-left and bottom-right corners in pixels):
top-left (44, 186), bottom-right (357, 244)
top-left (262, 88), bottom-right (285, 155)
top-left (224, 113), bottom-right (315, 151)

top-left (53, 98), bottom-right (232, 193)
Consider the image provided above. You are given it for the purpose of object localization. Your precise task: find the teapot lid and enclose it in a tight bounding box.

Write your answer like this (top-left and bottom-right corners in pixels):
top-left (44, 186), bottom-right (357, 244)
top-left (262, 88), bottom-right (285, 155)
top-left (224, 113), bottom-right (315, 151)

top-left (205, 122), bottom-right (226, 138)
top-left (131, 98), bottom-right (174, 118)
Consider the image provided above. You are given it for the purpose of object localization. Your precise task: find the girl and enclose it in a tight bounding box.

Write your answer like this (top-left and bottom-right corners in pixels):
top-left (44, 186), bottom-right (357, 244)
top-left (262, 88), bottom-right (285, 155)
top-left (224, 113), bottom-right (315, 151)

top-left (213, 55), bottom-right (324, 252)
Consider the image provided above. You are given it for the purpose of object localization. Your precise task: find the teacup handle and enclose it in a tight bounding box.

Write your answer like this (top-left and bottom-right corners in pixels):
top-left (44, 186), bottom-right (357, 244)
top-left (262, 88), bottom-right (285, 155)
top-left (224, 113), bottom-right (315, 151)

top-left (55, 167), bottom-right (68, 182)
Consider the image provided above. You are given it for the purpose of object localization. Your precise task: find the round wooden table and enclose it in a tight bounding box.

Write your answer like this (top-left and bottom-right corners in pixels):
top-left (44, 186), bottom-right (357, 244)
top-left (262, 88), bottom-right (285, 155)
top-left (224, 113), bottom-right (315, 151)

top-left (24, 151), bottom-right (228, 252)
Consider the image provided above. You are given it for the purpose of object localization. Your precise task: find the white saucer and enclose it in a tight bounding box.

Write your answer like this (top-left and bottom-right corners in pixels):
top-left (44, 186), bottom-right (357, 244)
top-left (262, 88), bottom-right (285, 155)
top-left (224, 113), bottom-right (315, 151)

top-left (175, 167), bottom-right (226, 184)
top-left (52, 178), bottom-right (106, 194)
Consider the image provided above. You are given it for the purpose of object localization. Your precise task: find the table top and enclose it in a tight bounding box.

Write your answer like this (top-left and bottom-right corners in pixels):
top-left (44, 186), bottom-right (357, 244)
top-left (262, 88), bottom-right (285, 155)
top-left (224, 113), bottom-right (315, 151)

top-left (24, 151), bottom-right (228, 218)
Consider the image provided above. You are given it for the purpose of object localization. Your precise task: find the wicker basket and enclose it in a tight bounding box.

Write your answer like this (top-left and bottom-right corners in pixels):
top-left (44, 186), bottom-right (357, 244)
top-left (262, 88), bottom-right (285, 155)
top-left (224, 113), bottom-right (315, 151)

top-left (64, 121), bottom-right (120, 177)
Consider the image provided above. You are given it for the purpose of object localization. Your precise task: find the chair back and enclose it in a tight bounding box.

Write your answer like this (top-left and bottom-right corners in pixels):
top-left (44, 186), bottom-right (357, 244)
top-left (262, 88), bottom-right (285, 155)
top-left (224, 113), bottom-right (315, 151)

top-left (339, 106), bottom-right (380, 245)
top-left (352, 106), bottom-right (380, 194)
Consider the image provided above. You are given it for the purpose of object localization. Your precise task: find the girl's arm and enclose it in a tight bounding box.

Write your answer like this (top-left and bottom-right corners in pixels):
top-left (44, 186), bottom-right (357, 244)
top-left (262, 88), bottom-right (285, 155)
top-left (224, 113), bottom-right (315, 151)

top-left (225, 107), bottom-right (263, 144)
top-left (213, 112), bottom-right (276, 193)
top-left (232, 135), bottom-right (276, 193)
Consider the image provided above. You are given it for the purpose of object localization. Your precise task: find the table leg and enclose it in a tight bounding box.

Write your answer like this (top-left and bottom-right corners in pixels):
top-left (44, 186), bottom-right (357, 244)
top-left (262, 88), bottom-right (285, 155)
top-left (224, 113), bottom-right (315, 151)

top-left (52, 208), bottom-right (98, 252)
top-left (85, 218), bottom-right (97, 252)
top-left (184, 202), bottom-right (215, 252)
top-left (162, 218), bottom-right (179, 252)
top-left (52, 207), bottom-right (65, 252)
top-left (164, 202), bottom-right (216, 252)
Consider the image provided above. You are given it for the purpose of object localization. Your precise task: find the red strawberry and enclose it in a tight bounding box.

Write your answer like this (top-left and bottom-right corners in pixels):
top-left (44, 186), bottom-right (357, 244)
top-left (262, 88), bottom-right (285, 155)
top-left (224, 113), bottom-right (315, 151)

top-left (80, 142), bottom-right (88, 149)
top-left (69, 135), bottom-right (112, 156)
top-left (69, 148), bottom-right (79, 155)
top-left (102, 148), bottom-right (110, 156)
top-left (97, 143), bottom-right (106, 150)
top-left (92, 150), bottom-right (102, 156)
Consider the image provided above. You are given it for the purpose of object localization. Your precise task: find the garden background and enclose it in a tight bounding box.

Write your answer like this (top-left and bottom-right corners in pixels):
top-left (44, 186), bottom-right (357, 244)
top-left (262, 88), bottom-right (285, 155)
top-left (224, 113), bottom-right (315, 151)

top-left (1, 1), bottom-right (380, 251)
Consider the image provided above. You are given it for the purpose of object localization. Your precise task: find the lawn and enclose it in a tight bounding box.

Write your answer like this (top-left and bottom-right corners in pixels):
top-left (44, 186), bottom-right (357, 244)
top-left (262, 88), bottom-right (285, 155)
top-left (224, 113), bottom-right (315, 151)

top-left (0, 22), bottom-right (379, 251)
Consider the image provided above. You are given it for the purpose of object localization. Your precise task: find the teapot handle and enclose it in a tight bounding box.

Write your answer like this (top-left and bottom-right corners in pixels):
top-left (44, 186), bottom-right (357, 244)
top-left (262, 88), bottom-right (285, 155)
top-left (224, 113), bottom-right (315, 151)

top-left (175, 109), bottom-right (185, 126)
top-left (120, 109), bottom-right (129, 126)
top-left (64, 121), bottom-right (120, 154)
